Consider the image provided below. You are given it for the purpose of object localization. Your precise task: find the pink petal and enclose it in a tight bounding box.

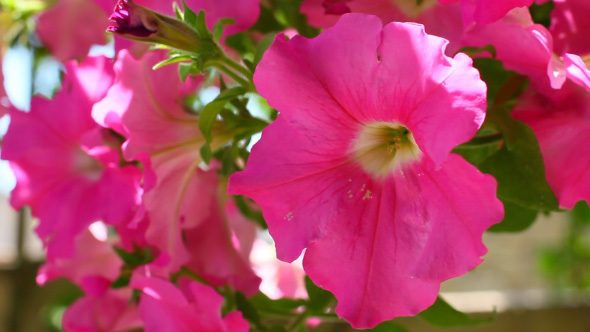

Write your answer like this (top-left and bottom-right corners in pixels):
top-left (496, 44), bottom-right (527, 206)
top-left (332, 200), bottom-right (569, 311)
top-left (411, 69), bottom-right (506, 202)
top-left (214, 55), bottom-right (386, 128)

top-left (469, 0), bottom-right (533, 24)
top-left (63, 289), bottom-right (142, 332)
top-left (462, 8), bottom-right (554, 85)
top-left (184, 190), bottom-right (261, 296)
top-left (1, 56), bottom-right (142, 259)
top-left (563, 53), bottom-right (590, 92)
top-left (303, 155), bottom-right (500, 327)
top-left (230, 14), bottom-right (501, 327)
top-left (37, 226), bottom-right (122, 295)
top-left (300, 0), bottom-right (464, 55)
top-left (36, 0), bottom-right (109, 61)
top-left (130, 275), bottom-right (249, 332)
top-left (549, 0), bottom-right (590, 56)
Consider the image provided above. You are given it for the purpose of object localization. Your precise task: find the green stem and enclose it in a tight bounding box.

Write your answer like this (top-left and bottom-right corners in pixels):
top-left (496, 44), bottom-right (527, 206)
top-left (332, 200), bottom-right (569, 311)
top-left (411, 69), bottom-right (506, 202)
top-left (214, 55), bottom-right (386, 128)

top-left (221, 54), bottom-right (253, 80)
top-left (288, 312), bottom-right (308, 332)
top-left (205, 60), bottom-right (252, 90)
top-left (460, 132), bottom-right (503, 147)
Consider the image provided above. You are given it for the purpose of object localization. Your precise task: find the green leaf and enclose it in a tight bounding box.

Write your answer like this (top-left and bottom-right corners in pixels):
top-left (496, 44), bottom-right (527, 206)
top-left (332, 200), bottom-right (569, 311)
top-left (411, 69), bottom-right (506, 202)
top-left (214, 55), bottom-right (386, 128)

top-left (212, 18), bottom-right (236, 42)
top-left (182, 0), bottom-right (197, 28)
top-left (235, 292), bottom-right (263, 327)
top-left (198, 86), bottom-right (249, 142)
top-left (200, 144), bottom-right (212, 164)
top-left (366, 321), bottom-right (410, 332)
top-left (173, 1), bottom-right (183, 20)
top-left (249, 292), bottom-right (307, 313)
top-left (479, 107), bottom-right (559, 210)
top-left (233, 195), bottom-right (267, 229)
top-left (110, 275), bottom-right (131, 289)
top-left (112, 246), bottom-right (153, 266)
top-left (304, 276), bottom-right (335, 312)
top-left (456, 44), bottom-right (497, 58)
top-left (419, 297), bottom-right (492, 327)
top-left (453, 137), bottom-right (501, 165)
top-left (488, 200), bottom-right (538, 232)
top-left (472, 58), bottom-right (515, 106)
top-left (254, 33), bottom-right (276, 66)
top-left (152, 55), bottom-right (193, 70)
top-left (178, 62), bottom-right (194, 81)
top-left (195, 10), bottom-right (210, 39)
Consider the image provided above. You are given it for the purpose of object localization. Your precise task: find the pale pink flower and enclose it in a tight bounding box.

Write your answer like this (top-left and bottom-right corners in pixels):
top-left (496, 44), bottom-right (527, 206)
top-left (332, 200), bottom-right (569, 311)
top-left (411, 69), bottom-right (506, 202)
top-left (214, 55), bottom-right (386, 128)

top-left (1, 56), bottom-right (142, 259)
top-left (63, 289), bottom-right (143, 332)
top-left (130, 274), bottom-right (249, 332)
top-left (37, 223), bottom-right (122, 295)
top-left (514, 81), bottom-right (590, 208)
top-left (36, 0), bottom-right (109, 61)
top-left (93, 50), bottom-right (260, 293)
top-left (229, 14), bottom-right (502, 328)
top-left (250, 239), bottom-right (307, 300)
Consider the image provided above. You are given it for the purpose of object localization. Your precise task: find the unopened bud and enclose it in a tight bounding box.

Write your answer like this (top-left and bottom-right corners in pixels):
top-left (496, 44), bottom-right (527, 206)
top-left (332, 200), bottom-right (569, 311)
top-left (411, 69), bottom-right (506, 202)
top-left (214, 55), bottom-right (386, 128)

top-left (107, 0), bottom-right (218, 55)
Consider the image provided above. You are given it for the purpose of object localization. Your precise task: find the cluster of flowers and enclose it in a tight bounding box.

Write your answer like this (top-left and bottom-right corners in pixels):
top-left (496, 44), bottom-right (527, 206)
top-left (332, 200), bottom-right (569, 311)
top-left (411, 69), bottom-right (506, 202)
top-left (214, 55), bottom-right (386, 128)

top-left (0, 0), bottom-right (588, 331)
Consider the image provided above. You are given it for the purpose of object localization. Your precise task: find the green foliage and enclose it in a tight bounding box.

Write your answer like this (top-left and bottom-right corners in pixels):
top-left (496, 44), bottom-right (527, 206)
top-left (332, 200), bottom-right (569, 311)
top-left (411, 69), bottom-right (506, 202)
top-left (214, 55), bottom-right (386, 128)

top-left (304, 276), bottom-right (336, 313)
top-left (529, 1), bottom-right (555, 28)
top-left (111, 245), bottom-right (156, 288)
top-left (479, 107), bottom-right (559, 211)
top-left (539, 201), bottom-right (590, 289)
top-left (366, 321), bottom-right (410, 332)
top-left (233, 195), bottom-right (267, 229)
top-left (488, 200), bottom-right (539, 232)
top-left (419, 297), bottom-right (493, 327)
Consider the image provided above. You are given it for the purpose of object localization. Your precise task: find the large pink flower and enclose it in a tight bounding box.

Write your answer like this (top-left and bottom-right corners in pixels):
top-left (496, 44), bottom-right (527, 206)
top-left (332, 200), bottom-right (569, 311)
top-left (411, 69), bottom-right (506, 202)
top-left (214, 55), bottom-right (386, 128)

top-left (513, 81), bottom-right (590, 208)
top-left (229, 14), bottom-right (503, 328)
top-left (1, 56), bottom-right (142, 259)
top-left (130, 274), bottom-right (249, 332)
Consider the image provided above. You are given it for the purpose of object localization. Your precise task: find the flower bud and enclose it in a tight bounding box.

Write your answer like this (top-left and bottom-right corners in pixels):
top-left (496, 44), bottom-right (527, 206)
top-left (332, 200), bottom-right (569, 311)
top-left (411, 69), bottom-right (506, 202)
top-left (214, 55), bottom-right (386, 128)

top-left (107, 0), bottom-right (218, 55)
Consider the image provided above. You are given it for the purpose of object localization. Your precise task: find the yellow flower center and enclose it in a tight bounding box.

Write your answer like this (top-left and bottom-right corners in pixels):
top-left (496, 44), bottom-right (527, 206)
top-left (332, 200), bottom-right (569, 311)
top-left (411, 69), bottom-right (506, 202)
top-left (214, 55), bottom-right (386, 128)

top-left (351, 122), bottom-right (422, 179)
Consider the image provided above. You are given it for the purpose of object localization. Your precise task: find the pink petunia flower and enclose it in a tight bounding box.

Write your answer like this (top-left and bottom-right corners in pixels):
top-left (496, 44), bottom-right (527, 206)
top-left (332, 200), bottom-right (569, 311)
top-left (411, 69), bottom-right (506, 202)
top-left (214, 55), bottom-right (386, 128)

top-left (63, 288), bottom-right (143, 332)
top-left (93, 50), bottom-right (260, 293)
top-left (36, 0), bottom-right (109, 61)
top-left (461, 6), bottom-right (590, 92)
top-left (513, 81), bottom-right (590, 208)
top-left (1, 56), bottom-right (142, 260)
top-left (229, 14), bottom-right (503, 328)
top-left (130, 273), bottom-right (249, 332)
top-left (36, 222), bottom-right (122, 296)
top-left (250, 238), bottom-right (308, 300)
top-left (301, 0), bottom-right (465, 55)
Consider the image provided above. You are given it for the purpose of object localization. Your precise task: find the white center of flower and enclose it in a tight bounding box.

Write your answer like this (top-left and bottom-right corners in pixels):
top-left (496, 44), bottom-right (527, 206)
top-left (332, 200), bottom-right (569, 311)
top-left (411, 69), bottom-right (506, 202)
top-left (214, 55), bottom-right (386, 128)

top-left (351, 122), bottom-right (422, 179)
